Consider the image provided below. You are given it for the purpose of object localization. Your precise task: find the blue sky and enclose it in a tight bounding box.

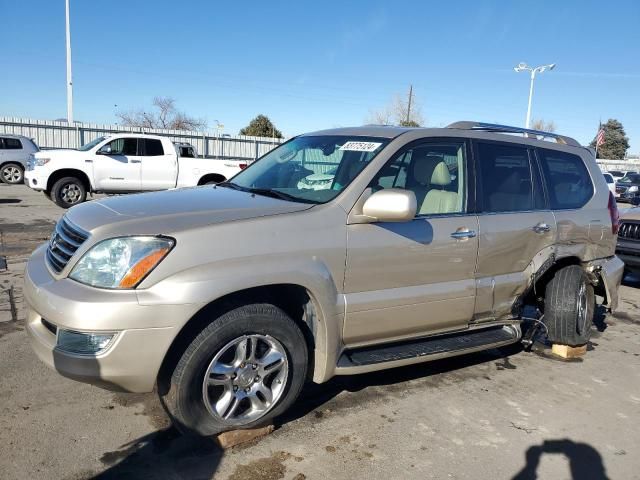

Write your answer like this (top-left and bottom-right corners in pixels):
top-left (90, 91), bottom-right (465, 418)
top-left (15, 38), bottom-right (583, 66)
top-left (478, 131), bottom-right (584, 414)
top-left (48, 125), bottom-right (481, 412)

top-left (1, 0), bottom-right (639, 151)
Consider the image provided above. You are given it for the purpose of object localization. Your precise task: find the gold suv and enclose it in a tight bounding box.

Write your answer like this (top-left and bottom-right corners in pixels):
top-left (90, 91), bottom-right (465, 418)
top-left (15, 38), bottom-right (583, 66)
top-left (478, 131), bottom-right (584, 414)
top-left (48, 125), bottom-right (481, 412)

top-left (25, 122), bottom-right (623, 435)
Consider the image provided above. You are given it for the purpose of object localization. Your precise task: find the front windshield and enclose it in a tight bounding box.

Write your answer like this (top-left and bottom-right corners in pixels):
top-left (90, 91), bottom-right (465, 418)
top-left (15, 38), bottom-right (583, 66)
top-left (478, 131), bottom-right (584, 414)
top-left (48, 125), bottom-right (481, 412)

top-left (229, 135), bottom-right (389, 203)
top-left (620, 174), bottom-right (640, 183)
top-left (78, 136), bottom-right (107, 152)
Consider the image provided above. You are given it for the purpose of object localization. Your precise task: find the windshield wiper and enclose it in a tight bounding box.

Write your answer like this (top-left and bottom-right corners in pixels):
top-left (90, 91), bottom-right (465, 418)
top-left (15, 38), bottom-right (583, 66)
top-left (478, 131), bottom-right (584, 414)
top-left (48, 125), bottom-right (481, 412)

top-left (246, 187), bottom-right (316, 204)
top-left (216, 181), bottom-right (246, 191)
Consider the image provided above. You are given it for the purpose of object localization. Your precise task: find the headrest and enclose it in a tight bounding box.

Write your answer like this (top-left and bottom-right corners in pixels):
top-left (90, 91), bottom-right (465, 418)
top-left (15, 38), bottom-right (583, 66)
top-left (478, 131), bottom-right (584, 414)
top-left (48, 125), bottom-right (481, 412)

top-left (430, 161), bottom-right (452, 186)
top-left (412, 154), bottom-right (442, 185)
top-left (498, 170), bottom-right (523, 194)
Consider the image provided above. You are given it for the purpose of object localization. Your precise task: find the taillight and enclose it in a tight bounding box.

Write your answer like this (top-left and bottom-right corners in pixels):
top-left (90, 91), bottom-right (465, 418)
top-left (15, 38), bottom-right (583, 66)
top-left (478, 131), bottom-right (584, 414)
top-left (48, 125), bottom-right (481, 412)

top-left (608, 191), bottom-right (620, 234)
top-left (239, 163), bottom-right (248, 170)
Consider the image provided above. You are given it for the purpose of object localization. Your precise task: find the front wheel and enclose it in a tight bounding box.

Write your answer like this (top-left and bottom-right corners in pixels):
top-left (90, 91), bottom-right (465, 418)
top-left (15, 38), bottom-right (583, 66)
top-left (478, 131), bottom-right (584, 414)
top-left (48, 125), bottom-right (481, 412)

top-left (50, 176), bottom-right (87, 208)
top-left (160, 303), bottom-right (308, 436)
top-left (0, 163), bottom-right (24, 184)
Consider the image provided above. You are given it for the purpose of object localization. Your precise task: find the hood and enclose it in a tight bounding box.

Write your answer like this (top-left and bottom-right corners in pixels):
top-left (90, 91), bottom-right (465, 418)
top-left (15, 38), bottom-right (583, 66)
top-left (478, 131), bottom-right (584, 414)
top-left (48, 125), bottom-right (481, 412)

top-left (35, 149), bottom-right (84, 159)
top-left (65, 186), bottom-right (314, 235)
top-left (620, 207), bottom-right (640, 221)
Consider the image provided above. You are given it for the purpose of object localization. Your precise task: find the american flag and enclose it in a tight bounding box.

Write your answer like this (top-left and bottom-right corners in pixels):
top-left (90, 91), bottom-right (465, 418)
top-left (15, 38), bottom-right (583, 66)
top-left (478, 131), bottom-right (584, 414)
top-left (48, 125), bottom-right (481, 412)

top-left (596, 128), bottom-right (605, 147)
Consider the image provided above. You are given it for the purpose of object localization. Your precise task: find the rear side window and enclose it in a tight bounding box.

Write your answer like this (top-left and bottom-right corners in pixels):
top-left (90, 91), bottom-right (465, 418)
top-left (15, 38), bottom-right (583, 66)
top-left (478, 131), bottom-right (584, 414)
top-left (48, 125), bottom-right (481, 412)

top-left (538, 148), bottom-right (593, 209)
top-left (107, 138), bottom-right (138, 155)
top-left (143, 139), bottom-right (164, 156)
top-left (2, 138), bottom-right (23, 149)
top-left (477, 142), bottom-right (544, 213)
top-left (603, 173), bottom-right (614, 184)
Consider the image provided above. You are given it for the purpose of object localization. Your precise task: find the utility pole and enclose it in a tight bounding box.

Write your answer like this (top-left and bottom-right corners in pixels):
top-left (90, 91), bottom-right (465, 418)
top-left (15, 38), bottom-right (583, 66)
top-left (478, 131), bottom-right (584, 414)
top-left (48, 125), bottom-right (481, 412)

top-left (406, 84), bottom-right (413, 124)
top-left (65, 0), bottom-right (74, 124)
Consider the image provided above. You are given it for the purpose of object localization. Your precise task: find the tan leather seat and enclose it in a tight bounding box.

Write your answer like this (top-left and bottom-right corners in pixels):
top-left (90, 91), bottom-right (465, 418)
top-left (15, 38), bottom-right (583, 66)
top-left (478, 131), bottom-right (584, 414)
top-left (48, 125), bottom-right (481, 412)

top-left (419, 161), bottom-right (458, 214)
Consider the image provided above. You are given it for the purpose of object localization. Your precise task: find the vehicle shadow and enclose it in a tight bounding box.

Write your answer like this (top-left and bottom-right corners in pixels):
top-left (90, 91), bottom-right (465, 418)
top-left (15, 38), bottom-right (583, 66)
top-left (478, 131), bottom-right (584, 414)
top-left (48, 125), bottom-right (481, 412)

top-left (278, 343), bottom-right (522, 427)
top-left (90, 427), bottom-right (223, 480)
top-left (622, 271), bottom-right (640, 288)
top-left (511, 439), bottom-right (610, 480)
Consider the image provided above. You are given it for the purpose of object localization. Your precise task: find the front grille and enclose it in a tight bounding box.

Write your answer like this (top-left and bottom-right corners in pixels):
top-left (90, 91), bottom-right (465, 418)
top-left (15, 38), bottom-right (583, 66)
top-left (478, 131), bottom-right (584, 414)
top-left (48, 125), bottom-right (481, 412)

top-left (618, 221), bottom-right (640, 242)
top-left (45, 217), bottom-right (89, 273)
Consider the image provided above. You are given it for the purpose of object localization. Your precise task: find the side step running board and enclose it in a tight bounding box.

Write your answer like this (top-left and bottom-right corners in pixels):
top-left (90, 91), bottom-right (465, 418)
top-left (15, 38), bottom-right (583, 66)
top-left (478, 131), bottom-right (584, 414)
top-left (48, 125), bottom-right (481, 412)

top-left (338, 325), bottom-right (520, 368)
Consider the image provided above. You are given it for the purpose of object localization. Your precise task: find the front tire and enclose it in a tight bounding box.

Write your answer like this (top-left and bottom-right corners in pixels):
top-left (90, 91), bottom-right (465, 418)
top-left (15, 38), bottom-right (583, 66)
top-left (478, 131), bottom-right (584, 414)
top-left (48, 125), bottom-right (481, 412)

top-left (160, 303), bottom-right (308, 436)
top-left (50, 176), bottom-right (87, 208)
top-left (0, 163), bottom-right (24, 184)
top-left (544, 265), bottom-right (594, 346)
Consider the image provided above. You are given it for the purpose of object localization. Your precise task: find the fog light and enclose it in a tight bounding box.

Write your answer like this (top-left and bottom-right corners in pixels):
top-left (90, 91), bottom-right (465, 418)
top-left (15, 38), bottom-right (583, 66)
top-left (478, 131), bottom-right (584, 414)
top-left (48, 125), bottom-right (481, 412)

top-left (56, 329), bottom-right (116, 355)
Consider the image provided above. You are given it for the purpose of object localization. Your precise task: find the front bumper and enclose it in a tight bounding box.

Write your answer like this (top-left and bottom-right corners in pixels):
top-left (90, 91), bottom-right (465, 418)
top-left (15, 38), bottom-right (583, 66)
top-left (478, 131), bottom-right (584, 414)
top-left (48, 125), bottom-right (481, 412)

top-left (616, 238), bottom-right (640, 272)
top-left (24, 245), bottom-right (202, 393)
top-left (24, 168), bottom-right (50, 191)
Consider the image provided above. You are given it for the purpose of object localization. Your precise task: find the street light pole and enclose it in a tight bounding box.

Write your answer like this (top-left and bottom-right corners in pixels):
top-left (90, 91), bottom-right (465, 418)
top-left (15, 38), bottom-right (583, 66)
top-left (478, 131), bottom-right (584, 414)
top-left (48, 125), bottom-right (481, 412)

top-left (514, 62), bottom-right (556, 129)
top-left (65, 0), bottom-right (74, 124)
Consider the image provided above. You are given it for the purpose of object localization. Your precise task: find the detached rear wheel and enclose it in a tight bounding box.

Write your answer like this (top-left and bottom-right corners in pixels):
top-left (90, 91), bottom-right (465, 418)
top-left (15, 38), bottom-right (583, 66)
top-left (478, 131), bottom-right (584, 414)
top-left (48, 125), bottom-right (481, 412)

top-left (544, 265), bottom-right (594, 346)
top-left (51, 176), bottom-right (86, 208)
top-left (161, 303), bottom-right (308, 436)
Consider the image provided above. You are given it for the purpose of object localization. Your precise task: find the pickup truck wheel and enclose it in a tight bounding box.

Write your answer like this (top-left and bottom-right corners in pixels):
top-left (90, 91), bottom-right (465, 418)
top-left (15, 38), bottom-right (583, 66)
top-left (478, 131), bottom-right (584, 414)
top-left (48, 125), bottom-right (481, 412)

top-left (543, 265), bottom-right (594, 347)
top-left (51, 177), bottom-right (86, 208)
top-left (0, 163), bottom-right (24, 184)
top-left (161, 303), bottom-right (308, 436)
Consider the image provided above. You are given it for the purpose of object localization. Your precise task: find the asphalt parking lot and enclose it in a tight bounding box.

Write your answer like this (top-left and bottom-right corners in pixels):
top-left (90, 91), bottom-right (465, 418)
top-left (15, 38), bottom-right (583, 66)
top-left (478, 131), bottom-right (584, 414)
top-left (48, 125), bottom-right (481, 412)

top-left (1, 183), bottom-right (640, 480)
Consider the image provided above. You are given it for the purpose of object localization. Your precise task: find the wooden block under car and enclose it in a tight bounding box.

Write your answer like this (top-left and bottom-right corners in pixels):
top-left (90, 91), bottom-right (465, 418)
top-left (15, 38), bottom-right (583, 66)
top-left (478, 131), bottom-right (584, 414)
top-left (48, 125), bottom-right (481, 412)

top-left (215, 424), bottom-right (275, 448)
top-left (551, 344), bottom-right (587, 359)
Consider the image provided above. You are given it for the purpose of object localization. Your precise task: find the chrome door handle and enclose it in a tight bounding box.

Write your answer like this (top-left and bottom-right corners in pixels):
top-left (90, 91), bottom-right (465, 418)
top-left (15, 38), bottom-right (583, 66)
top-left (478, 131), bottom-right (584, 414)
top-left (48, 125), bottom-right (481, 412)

top-left (84, 159), bottom-right (93, 163)
top-left (130, 159), bottom-right (141, 164)
top-left (451, 228), bottom-right (477, 239)
top-left (533, 223), bottom-right (551, 234)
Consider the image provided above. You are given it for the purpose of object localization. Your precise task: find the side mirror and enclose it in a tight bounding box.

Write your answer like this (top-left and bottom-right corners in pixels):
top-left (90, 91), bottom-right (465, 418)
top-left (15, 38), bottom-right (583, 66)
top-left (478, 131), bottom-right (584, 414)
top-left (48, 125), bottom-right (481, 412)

top-left (97, 145), bottom-right (112, 155)
top-left (361, 188), bottom-right (417, 223)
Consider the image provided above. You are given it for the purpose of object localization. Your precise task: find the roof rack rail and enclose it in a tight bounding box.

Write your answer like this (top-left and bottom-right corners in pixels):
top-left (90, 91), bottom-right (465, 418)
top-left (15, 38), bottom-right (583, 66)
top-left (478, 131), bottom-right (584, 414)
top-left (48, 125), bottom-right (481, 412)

top-left (446, 121), bottom-right (581, 147)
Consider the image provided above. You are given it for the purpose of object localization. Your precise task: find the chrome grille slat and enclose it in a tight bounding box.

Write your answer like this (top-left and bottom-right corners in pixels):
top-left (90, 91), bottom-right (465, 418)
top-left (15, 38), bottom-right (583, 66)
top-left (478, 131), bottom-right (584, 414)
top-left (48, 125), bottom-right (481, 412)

top-left (46, 217), bottom-right (89, 273)
top-left (619, 221), bottom-right (640, 242)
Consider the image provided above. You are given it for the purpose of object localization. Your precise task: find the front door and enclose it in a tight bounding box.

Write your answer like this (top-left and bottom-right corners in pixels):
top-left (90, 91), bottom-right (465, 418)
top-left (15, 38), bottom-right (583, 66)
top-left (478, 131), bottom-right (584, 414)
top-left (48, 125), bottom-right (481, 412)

top-left (93, 137), bottom-right (142, 191)
top-left (343, 139), bottom-right (479, 346)
top-left (473, 141), bottom-right (557, 320)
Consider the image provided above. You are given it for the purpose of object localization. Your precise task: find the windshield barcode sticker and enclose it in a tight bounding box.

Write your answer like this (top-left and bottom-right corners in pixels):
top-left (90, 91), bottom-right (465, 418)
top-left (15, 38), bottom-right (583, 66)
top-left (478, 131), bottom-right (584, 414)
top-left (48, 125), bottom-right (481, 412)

top-left (339, 141), bottom-right (383, 152)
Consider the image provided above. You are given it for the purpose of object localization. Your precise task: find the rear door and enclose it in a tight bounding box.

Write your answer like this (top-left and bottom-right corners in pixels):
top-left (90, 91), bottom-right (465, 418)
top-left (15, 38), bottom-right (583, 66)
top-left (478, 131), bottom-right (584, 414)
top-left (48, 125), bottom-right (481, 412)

top-left (139, 138), bottom-right (177, 190)
top-left (343, 139), bottom-right (479, 346)
top-left (474, 141), bottom-right (556, 320)
top-left (92, 137), bottom-right (142, 191)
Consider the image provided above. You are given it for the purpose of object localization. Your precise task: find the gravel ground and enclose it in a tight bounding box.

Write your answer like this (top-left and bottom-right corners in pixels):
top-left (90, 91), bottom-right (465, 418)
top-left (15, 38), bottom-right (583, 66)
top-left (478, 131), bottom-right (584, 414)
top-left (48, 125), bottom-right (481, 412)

top-left (1, 183), bottom-right (639, 480)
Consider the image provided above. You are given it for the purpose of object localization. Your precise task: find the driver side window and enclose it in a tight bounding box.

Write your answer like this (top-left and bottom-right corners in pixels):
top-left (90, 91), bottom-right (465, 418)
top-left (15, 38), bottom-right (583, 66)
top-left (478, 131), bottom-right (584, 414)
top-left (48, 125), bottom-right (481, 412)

top-left (369, 141), bottom-right (467, 216)
top-left (106, 138), bottom-right (138, 156)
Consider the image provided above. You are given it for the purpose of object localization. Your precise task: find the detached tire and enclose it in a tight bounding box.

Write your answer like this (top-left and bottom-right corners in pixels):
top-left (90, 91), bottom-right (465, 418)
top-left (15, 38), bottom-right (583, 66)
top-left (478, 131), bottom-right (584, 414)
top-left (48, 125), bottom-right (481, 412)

top-left (544, 265), bottom-right (594, 346)
top-left (0, 163), bottom-right (24, 184)
top-left (51, 176), bottom-right (86, 208)
top-left (160, 303), bottom-right (308, 436)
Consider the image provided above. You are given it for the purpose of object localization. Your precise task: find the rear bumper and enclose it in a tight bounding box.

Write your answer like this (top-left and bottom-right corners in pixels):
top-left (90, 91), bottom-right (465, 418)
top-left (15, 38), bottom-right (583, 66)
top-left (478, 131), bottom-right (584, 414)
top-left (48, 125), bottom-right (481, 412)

top-left (588, 256), bottom-right (624, 312)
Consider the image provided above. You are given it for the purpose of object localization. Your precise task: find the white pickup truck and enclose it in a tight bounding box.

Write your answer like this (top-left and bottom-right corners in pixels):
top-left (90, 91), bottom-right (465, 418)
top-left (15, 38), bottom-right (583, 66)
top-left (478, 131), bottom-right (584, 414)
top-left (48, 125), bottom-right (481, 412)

top-left (25, 133), bottom-right (246, 208)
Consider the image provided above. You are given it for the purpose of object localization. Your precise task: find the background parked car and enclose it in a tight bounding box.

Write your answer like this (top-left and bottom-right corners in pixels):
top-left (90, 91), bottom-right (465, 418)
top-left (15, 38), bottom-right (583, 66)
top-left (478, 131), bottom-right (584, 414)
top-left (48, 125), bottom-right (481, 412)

top-left (0, 134), bottom-right (39, 184)
top-left (608, 170), bottom-right (636, 182)
top-left (603, 172), bottom-right (616, 195)
top-left (615, 172), bottom-right (640, 203)
top-left (616, 206), bottom-right (640, 275)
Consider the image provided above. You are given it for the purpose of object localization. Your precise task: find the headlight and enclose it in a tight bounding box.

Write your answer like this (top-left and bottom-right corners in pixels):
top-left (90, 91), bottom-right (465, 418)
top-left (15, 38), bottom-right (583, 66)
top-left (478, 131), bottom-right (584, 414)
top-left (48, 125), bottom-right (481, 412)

top-left (33, 157), bottom-right (51, 166)
top-left (628, 186), bottom-right (639, 193)
top-left (69, 236), bottom-right (174, 289)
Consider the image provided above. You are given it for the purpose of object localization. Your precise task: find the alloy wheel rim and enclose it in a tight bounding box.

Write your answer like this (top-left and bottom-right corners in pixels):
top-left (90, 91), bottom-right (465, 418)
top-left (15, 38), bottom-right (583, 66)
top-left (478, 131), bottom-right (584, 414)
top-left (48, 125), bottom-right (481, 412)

top-left (576, 282), bottom-right (589, 335)
top-left (202, 334), bottom-right (288, 426)
top-left (61, 183), bottom-right (81, 204)
top-left (2, 166), bottom-right (22, 183)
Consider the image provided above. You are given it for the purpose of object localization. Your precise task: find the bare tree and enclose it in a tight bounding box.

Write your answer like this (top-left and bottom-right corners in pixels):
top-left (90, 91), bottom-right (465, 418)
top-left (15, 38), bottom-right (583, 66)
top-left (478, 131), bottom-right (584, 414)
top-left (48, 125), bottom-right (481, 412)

top-left (116, 97), bottom-right (206, 131)
top-left (367, 91), bottom-right (424, 127)
top-left (531, 119), bottom-right (556, 132)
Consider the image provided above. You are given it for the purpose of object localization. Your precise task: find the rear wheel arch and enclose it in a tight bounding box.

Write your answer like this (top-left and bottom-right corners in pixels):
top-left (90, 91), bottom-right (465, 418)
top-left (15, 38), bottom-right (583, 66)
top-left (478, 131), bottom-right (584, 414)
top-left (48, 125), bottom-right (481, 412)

top-left (156, 284), bottom-right (323, 396)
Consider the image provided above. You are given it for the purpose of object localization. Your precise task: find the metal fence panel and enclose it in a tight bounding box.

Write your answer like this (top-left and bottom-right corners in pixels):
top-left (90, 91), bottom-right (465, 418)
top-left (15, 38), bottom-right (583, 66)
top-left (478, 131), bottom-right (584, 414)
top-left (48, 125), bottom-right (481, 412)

top-left (0, 117), bottom-right (284, 161)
